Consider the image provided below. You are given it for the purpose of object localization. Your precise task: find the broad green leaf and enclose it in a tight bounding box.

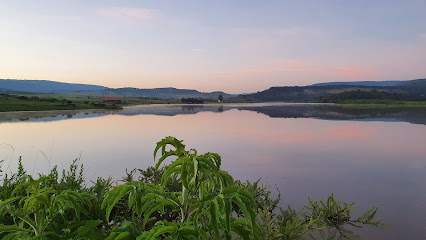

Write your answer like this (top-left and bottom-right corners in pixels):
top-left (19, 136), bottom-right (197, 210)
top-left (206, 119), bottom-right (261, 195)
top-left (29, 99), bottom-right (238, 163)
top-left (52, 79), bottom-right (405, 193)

top-left (0, 225), bottom-right (32, 233)
top-left (76, 220), bottom-right (102, 237)
top-left (209, 199), bottom-right (220, 240)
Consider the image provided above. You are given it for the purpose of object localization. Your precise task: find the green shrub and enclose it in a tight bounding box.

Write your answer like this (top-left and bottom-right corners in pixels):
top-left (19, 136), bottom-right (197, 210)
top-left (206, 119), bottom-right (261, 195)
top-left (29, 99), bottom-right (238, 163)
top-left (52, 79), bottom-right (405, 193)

top-left (0, 137), bottom-right (381, 239)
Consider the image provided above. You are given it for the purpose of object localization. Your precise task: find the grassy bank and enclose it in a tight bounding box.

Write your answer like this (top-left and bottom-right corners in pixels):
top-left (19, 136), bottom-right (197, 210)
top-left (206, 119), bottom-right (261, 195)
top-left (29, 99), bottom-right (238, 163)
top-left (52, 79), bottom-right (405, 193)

top-left (335, 99), bottom-right (426, 107)
top-left (0, 93), bottom-right (226, 112)
top-left (0, 94), bottom-right (123, 112)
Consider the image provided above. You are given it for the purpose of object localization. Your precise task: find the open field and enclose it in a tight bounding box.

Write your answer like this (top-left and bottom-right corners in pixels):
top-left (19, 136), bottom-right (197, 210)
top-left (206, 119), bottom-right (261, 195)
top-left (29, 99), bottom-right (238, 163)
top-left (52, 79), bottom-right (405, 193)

top-left (0, 93), bottom-right (122, 112)
top-left (0, 93), bottom-right (222, 112)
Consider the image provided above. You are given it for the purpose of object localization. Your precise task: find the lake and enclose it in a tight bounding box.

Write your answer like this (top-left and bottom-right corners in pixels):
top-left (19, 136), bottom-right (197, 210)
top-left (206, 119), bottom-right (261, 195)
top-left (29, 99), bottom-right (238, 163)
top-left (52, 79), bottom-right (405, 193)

top-left (1, 103), bottom-right (425, 239)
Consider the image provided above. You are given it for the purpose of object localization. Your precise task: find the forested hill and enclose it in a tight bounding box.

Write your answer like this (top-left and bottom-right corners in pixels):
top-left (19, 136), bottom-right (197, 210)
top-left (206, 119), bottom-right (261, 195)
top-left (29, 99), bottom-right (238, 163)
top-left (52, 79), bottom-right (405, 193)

top-left (0, 79), bottom-right (107, 93)
top-left (234, 79), bottom-right (426, 102)
top-left (2, 78), bottom-right (425, 102)
top-left (311, 80), bottom-right (405, 87)
top-left (79, 87), bottom-right (232, 99)
top-left (0, 79), bottom-right (232, 99)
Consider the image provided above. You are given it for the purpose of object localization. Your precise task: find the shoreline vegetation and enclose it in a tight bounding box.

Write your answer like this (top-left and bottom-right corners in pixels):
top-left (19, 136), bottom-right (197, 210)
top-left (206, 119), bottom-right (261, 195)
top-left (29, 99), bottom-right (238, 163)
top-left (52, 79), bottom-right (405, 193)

top-left (0, 93), bottom-right (225, 112)
top-left (334, 99), bottom-right (426, 107)
top-left (0, 78), bottom-right (425, 112)
top-left (0, 137), bottom-right (381, 239)
top-left (0, 93), bottom-right (122, 112)
top-left (1, 92), bottom-right (426, 113)
top-left (0, 93), bottom-right (185, 112)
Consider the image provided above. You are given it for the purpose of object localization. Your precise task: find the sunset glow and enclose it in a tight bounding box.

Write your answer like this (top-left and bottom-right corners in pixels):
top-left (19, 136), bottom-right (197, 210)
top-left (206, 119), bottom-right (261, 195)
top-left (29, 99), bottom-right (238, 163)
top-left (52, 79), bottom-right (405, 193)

top-left (0, 1), bottom-right (425, 93)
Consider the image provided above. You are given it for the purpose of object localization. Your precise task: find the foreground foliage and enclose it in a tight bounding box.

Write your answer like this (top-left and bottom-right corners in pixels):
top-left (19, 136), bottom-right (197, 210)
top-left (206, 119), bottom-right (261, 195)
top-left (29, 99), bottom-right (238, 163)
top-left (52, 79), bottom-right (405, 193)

top-left (0, 137), bottom-right (380, 239)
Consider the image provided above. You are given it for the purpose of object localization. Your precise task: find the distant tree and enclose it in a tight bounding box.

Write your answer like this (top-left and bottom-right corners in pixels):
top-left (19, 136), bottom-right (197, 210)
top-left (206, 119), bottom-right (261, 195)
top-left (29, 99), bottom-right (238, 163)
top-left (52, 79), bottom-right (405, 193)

top-left (418, 95), bottom-right (426, 101)
top-left (17, 96), bottom-right (29, 101)
top-left (218, 94), bottom-right (223, 102)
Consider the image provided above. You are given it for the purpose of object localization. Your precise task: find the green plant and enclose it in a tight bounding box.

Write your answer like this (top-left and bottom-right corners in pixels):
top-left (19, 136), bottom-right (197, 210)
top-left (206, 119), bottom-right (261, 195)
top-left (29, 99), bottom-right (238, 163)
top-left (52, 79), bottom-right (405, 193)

top-left (0, 176), bottom-right (100, 239)
top-left (103, 136), bottom-right (262, 239)
top-left (0, 137), bottom-right (381, 239)
top-left (306, 194), bottom-right (380, 239)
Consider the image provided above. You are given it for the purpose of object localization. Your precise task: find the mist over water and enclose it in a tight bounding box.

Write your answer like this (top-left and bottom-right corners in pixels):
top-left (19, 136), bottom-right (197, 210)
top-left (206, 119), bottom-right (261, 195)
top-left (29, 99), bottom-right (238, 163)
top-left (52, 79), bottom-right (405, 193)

top-left (1, 103), bottom-right (425, 239)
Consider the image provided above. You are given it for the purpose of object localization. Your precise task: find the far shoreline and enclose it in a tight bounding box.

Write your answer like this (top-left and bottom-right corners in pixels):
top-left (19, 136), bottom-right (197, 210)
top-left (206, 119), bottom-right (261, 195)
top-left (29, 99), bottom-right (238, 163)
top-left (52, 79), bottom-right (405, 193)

top-left (2, 101), bottom-right (426, 114)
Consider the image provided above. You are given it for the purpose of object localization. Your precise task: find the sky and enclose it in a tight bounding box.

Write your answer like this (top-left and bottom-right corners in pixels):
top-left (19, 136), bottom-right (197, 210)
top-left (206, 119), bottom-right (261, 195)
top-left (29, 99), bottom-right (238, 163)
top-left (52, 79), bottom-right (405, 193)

top-left (0, 0), bottom-right (425, 93)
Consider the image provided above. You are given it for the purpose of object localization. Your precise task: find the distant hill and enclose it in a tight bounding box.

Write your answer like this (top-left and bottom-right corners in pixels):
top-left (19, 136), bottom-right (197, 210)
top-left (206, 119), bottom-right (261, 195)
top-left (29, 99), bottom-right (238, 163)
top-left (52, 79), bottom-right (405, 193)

top-left (0, 79), bottom-right (232, 99)
top-left (2, 78), bottom-right (425, 102)
top-left (311, 80), bottom-right (406, 87)
top-left (234, 79), bottom-right (426, 102)
top-left (0, 79), bottom-right (107, 93)
top-left (78, 87), bottom-right (232, 99)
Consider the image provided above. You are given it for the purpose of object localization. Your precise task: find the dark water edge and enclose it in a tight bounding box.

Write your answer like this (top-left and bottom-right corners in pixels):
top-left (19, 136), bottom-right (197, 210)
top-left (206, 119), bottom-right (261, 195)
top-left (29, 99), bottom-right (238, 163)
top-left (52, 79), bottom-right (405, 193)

top-left (1, 103), bottom-right (426, 125)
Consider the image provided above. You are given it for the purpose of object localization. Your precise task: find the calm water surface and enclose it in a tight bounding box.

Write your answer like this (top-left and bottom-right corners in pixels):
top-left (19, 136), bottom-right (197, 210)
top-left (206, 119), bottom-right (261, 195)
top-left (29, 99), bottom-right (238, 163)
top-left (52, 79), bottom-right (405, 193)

top-left (1, 103), bottom-right (425, 239)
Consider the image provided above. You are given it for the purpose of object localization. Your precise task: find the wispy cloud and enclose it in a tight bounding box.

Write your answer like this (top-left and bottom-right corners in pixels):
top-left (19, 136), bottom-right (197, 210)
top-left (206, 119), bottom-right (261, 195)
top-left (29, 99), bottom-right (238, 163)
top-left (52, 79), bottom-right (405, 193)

top-left (97, 7), bottom-right (155, 20)
top-left (419, 33), bottom-right (426, 40)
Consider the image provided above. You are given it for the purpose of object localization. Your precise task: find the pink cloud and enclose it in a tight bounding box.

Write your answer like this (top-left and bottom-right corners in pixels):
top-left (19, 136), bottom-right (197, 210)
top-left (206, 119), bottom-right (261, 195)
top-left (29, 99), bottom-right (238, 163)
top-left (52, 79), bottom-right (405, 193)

top-left (419, 33), bottom-right (426, 40)
top-left (97, 7), bottom-right (155, 20)
top-left (210, 59), bottom-right (382, 91)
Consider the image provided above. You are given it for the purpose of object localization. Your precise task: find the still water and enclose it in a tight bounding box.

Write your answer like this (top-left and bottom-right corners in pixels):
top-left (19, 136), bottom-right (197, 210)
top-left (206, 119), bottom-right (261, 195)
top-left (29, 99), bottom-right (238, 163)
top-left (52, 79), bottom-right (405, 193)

top-left (1, 103), bottom-right (425, 239)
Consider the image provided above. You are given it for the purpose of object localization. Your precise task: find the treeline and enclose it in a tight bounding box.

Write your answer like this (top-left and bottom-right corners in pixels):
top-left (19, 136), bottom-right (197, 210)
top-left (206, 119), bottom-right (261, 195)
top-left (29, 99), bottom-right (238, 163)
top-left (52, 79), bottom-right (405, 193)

top-left (181, 97), bottom-right (204, 104)
top-left (318, 89), bottom-right (418, 103)
top-left (1, 94), bottom-right (62, 103)
top-left (231, 79), bottom-right (426, 103)
top-left (0, 94), bottom-right (122, 112)
top-left (235, 86), bottom-right (313, 102)
top-left (1, 93), bottom-right (79, 106)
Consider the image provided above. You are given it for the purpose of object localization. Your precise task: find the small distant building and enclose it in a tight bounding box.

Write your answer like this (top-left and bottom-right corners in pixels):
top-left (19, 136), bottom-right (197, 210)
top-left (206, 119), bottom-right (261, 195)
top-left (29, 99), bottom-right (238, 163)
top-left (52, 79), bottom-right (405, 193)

top-left (100, 97), bottom-right (122, 104)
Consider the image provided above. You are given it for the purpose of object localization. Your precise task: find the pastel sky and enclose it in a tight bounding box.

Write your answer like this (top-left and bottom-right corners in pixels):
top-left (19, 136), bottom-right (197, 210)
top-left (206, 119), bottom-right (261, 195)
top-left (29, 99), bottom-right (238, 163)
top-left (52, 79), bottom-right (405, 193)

top-left (0, 0), bottom-right (425, 93)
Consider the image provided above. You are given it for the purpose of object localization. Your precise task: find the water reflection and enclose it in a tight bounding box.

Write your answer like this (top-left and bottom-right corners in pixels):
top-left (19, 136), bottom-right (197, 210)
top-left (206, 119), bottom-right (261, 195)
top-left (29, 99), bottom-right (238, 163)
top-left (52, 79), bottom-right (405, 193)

top-left (0, 103), bottom-right (425, 239)
top-left (1, 103), bottom-right (426, 125)
top-left (0, 109), bottom-right (115, 122)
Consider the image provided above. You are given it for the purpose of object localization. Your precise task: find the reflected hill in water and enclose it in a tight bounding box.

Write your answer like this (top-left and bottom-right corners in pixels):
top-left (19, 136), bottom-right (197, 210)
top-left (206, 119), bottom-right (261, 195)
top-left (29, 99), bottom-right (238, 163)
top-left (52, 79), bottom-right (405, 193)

top-left (1, 103), bottom-right (426, 125)
top-left (236, 104), bottom-right (426, 125)
top-left (0, 109), bottom-right (114, 123)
